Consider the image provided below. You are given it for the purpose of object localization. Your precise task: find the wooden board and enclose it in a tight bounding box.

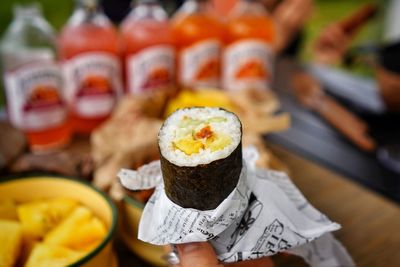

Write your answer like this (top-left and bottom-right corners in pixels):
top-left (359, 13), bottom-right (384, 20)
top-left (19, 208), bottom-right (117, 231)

top-left (269, 144), bottom-right (400, 267)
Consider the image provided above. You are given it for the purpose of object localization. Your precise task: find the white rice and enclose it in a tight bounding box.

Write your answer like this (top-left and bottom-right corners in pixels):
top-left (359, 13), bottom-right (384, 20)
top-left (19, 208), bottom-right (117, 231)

top-left (159, 107), bottom-right (242, 167)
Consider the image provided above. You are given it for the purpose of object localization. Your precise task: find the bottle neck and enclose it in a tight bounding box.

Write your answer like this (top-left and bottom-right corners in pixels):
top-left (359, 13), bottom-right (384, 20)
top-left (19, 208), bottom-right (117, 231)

top-left (68, 0), bottom-right (109, 26)
top-left (180, 0), bottom-right (210, 14)
top-left (3, 4), bottom-right (56, 59)
top-left (128, 0), bottom-right (167, 21)
top-left (10, 3), bottom-right (55, 40)
top-left (13, 4), bottom-right (43, 22)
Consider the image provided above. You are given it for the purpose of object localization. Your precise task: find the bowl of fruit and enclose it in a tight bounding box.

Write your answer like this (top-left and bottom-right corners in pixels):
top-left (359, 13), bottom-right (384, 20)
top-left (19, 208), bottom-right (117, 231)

top-left (0, 175), bottom-right (117, 267)
top-left (118, 190), bottom-right (167, 266)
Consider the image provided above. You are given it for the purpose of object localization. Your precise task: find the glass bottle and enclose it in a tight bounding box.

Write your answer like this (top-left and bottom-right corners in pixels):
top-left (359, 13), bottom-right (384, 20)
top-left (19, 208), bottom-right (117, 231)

top-left (59, 0), bottom-right (122, 134)
top-left (223, 0), bottom-right (275, 91)
top-left (0, 4), bottom-right (70, 152)
top-left (121, 0), bottom-right (175, 94)
top-left (172, 0), bottom-right (225, 89)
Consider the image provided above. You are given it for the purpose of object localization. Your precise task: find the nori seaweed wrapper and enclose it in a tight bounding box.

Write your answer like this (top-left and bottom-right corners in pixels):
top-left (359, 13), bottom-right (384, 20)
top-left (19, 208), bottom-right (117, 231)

top-left (159, 109), bottom-right (243, 210)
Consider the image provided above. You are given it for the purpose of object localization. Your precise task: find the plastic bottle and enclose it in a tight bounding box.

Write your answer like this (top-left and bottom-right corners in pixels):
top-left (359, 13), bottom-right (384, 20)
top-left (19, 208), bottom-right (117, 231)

top-left (59, 0), bottom-right (122, 134)
top-left (0, 4), bottom-right (70, 152)
top-left (121, 0), bottom-right (175, 94)
top-left (223, 0), bottom-right (275, 91)
top-left (172, 0), bottom-right (225, 89)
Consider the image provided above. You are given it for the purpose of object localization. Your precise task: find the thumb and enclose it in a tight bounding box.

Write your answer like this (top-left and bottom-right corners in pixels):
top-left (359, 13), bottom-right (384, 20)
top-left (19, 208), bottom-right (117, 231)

top-left (176, 242), bottom-right (223, 267)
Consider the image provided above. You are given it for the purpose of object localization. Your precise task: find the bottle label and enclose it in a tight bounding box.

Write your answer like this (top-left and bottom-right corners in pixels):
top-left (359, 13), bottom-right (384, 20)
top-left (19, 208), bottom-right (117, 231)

top-left (127, 45), bottom-right (175, 94)
top-left (223, 40), bottom-right (273, 91)
top-left (63, 52), bottom-right (122, 118)
top-left (4, 62), bottom-right (67, 131)
top-left (179, 39), bottom-right (221, 88)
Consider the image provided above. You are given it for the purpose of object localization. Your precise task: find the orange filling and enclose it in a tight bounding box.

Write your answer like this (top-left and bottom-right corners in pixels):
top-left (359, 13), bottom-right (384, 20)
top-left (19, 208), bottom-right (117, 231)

top-left (195, 126), bottom-right (213, 139)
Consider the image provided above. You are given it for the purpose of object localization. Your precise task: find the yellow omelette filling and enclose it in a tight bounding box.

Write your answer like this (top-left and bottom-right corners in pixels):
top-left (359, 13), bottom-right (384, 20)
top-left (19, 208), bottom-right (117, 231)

top-left (173, 116), bottom-right (232, 155)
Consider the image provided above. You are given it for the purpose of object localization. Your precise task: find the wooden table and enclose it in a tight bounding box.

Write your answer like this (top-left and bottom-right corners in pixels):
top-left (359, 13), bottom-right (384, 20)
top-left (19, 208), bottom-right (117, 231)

top-left (268, 144), bottom-right (400, 267)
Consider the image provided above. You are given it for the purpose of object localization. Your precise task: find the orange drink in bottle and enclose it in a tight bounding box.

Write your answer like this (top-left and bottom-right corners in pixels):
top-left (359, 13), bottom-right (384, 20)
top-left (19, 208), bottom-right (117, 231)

top-left (223, 0), bottom-right (275, 91)
top-left (121, 0), bottom-right (175, 94)
top-left (172, 0), bottom-right (225, 89)
top-left (59, 0), bottom-right (122, 134)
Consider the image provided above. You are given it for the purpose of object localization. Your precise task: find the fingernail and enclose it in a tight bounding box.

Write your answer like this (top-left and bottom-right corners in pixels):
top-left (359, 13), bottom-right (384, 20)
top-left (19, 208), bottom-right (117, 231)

top-left (178, 242), bottom-right (201, 254)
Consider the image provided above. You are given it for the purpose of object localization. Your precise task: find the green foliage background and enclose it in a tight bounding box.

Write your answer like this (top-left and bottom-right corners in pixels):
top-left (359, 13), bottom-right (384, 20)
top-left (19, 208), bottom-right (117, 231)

top-left (0, 0), bottom-right (74, 35)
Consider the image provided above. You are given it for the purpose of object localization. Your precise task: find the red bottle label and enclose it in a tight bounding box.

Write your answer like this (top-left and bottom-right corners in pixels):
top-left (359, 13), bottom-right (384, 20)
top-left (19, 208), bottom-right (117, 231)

top-left (127, 45), bottom-right (175, 94)
top-left (63, 52), bottom-right (122, 118)
top-left (4, 62), bottom-right (67, 131)
top-left (223, 39), bottom-right (273, 91)
top-left (179, 39), bottom-right (221, 88)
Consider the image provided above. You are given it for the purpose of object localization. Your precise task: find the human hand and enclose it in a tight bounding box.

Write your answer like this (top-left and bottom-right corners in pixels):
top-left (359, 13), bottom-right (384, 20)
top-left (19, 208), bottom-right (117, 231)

top-left (273, 0), bottom-right (314, 52)
top-left (172, 242), bottom-right (275, 267)
top-left (313, 3), bottom-right (377, 65)
top-left (313, 23), bottom-right (351, 65)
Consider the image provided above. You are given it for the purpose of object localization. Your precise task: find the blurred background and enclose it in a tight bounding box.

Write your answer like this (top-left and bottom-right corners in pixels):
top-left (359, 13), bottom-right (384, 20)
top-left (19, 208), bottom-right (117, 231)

top-left (0, 0), bottom-right (387, 105)
top-left (0, 1), bottom-right (400, 267)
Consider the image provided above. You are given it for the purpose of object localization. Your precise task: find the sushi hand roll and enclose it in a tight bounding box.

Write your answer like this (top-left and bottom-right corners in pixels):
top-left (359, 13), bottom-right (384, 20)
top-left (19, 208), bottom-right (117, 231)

top-left (158, 107), bottom-right (242, 210)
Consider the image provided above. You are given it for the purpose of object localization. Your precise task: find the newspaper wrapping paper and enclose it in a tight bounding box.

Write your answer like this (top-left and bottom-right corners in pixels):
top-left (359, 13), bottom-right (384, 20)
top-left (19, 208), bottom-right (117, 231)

top-left (118, 146), bottom-right (354, 267)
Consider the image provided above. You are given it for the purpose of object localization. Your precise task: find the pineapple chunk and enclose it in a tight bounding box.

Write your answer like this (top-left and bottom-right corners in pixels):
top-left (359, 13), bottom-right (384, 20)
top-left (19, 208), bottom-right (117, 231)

top-left (0, 199), bottom-right (18, 221)
top-left (17, 198), bottom-right (78, 238)
top-left (44, 207), bottom-right (107, 252)
top-left (164, 89), bottom-right (234, 117)
top-left (207, 133), bottom-right (232, 152)
top-left (44, 207), bottom-right (91, 246)
top-left (173, 138), bottom-right (204, 155)
top-left (0, 219), bottom-right (22, 267)
top-left (19, 236), bottom-right (39, 266)
top-left (63, 217), bottom-right (107, 252)
top-left (24, 243), bottom-right (84, 267)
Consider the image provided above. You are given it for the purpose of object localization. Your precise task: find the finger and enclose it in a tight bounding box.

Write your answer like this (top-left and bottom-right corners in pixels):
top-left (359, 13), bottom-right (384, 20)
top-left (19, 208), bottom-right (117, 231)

top-left (329, 30), bottom-right (350, 56)
top-left (315, 51), bottom-right (343, 65)
top-left (290, 0), bottom-right (313, 17)
top-left (330, 24), bottom-right (353, 48)
top-left (226, 257), bottom-right (275, 267)
top-left (177, 242), bottom-right (223, 267)
top-left (323, 25), bottom-right (345, 46)
top-left (334, 27), bottom-right (351, 44)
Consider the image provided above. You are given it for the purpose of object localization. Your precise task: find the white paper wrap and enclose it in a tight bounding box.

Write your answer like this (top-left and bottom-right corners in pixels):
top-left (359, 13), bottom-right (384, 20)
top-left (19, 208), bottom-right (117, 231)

top-left (118, 146), bottom-right (354, 267)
